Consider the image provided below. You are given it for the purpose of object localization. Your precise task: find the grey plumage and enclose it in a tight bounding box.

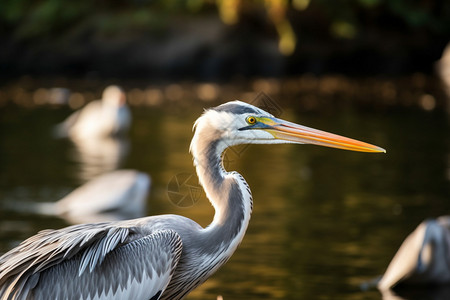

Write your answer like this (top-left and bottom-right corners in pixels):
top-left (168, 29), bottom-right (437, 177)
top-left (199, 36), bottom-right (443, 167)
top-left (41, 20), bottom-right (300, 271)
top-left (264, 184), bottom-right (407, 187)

top-left (0, 216), bottom-right (206, 300)
top-left (212, 101), bottom-right (263, 115)
top-left (27, 230), bottom-right (181, 300)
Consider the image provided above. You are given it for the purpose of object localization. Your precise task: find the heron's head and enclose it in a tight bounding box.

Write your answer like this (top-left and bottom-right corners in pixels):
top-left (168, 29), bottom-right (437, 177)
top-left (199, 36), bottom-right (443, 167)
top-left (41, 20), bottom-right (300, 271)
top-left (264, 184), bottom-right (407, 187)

top-left (191, 100), bottom-right (385, 153)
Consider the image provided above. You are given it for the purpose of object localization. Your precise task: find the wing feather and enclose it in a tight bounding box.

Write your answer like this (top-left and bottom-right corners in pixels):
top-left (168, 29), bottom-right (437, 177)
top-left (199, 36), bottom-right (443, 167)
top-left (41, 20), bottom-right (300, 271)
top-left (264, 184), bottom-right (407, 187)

top-left (79, 227), bottom-right (131, 275)
top-left (0, 223), bottom-right (183, 300)
top-left (31, 230), bottom-right (182, 300)
top-left (0, 222), bottom-right (141, 299)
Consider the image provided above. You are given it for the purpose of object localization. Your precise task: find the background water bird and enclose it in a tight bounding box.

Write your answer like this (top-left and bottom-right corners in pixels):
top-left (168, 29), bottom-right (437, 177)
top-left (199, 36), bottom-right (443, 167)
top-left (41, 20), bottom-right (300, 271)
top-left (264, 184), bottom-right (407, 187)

top-left (54, 85), bottom-right (131, 140)
top-left (0, 100), bottom-right (384, 300)
top-left (1, 170), bottom-right (150, 224)
top-left (378, 216), bottom-right (450, 291)
top-left (50, 170), bottom-right (150, 223)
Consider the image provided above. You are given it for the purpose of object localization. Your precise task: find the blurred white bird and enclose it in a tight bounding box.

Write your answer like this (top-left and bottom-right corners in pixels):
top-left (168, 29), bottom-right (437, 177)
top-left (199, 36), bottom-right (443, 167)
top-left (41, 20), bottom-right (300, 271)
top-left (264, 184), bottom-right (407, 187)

top-left (436, 42), bottom-right (450, 113)
top-left (54, 85), bottom-right (131, 140)
top-left (378, 216), bottom-right (450, 291)
top-left (37, 170), bottom-right (151, 224)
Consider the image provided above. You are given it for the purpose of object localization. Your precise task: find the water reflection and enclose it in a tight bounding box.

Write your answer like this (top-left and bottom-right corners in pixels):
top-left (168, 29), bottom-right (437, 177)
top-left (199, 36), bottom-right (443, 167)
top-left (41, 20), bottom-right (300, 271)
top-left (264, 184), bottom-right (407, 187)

top-left (69, 136), bottom-right (130, 182)
top-left (381, 286), bottom-right (450, 300)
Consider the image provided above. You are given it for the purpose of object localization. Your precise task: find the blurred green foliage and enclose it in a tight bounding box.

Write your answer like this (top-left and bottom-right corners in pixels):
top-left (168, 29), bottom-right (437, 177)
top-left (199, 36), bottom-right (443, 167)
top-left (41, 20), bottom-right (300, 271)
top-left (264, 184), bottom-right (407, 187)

top-left (0, 0), bottom-right (449, 56)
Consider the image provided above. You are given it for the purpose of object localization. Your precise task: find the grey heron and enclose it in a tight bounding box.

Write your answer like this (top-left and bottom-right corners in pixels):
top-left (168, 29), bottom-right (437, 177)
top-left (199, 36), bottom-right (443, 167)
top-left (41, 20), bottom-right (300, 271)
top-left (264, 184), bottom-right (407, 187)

top-left (54, 85), bottom-right (131, 140)
top-left (0, 100), bottom-right (385, 299)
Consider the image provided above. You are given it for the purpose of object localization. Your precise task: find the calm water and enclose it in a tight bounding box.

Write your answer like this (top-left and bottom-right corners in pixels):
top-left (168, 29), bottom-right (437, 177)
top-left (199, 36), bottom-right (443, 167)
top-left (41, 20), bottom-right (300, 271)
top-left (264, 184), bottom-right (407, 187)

top-left (0, 79), bottom-right (449, 299)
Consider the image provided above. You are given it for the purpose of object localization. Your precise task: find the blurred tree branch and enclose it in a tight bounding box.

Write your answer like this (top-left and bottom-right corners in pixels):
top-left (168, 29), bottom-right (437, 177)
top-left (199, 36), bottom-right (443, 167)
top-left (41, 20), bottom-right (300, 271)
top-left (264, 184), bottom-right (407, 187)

top-left (0, 0), bottom-right (448, 63)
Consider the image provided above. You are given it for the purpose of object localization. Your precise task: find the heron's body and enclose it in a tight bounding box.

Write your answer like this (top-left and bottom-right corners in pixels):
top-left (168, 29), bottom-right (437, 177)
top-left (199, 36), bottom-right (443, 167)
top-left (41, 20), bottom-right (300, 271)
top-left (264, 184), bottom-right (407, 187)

top-left (0, 213), bottom-right (246, 300)
top-left (0, 101), bottom-right (384, 299)
top-left (0, 162), bottom-right (250, 299)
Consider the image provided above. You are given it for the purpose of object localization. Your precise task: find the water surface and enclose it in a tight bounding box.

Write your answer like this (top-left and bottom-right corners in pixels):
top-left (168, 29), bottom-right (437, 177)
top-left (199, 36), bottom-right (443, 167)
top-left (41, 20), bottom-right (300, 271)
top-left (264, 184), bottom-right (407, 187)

top-left (0, 79), bottom-right (449, 299)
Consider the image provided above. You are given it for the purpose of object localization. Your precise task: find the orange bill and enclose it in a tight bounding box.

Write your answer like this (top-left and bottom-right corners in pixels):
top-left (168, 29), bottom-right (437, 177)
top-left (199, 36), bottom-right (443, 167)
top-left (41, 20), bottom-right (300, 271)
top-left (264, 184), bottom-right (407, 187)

top-left (259, 116), bottom-right (386, 153)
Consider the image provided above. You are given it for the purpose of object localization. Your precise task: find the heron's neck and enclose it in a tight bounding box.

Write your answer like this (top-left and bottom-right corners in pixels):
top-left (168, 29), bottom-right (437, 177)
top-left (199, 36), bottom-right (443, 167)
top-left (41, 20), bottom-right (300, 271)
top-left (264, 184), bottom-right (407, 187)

top-left (190, 131), bottom-right (252, 244)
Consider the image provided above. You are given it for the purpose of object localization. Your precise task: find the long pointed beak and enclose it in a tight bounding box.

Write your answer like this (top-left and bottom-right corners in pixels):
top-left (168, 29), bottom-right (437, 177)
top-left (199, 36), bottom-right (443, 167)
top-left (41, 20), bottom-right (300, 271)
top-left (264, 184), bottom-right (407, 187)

top-left (261, 117), bottom-right (386, 153)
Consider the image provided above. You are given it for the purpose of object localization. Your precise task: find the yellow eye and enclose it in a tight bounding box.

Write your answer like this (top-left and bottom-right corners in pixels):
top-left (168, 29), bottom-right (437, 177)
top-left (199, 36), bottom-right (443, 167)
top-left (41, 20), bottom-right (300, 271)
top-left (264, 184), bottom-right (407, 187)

top-left (246, 116), bottom-right (256, 124)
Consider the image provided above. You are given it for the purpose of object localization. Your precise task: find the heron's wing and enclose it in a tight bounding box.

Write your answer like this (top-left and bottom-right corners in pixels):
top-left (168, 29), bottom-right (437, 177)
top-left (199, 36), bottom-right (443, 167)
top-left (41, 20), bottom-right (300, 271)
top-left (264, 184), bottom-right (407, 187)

top-left (0, 222), bottom-right (182, 300)
top-left (32, 230), bottom-right (181, 300)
